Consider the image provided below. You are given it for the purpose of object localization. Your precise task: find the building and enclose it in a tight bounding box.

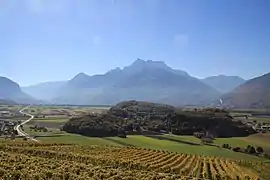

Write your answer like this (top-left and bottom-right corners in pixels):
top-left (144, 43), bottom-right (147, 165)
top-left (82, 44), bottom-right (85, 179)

top-left (0, 111), bottom-right (11, 116)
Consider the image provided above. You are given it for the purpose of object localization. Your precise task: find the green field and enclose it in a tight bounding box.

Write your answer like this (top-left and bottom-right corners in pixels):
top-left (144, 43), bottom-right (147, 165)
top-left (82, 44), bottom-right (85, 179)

top-left (33, 117), bottom-right (68, 122)
top-left (21, 124), bottom-right (268, 162)
top-left (23, 105), bottom-right (110, 115)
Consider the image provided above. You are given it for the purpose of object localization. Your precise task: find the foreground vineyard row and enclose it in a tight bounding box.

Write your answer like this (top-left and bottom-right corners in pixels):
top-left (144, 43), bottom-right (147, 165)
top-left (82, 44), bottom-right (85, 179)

top-left (0, 141), bottom-right (269, 180)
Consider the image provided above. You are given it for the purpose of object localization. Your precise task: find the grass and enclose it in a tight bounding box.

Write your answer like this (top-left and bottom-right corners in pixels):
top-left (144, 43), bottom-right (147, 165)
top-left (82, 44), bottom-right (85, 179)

top-left (33, 117), bottom-right (68, 123)
top-left (246, 133), bottom-right (270, 149)
top-left (214, 134), bottom-right (270, 155)
top-left (22, 125), bottom-right (266, 161)
top-left (23, 105), bottom-right (109, 116)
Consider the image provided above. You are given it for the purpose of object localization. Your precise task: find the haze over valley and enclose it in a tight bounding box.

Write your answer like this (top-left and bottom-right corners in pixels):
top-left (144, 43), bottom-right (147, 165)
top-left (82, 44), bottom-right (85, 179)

top-left (0, 58), bottom-right (268, 109)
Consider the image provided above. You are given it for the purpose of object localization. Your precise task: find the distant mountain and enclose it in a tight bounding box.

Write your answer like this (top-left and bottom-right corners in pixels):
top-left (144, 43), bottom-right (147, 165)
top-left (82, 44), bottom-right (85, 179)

top-left (22, 81), bottom-right (66, 101)
top-left (0, 99), bottom-right (16, 105)
top-left (221, 73), bottom-right (270, 108)
top-left (0, 76), bottom-right (36, 104)
top-left (201, 75), bottom-right (246, 93)
top-left (52, 59), bottom-right (221, 106)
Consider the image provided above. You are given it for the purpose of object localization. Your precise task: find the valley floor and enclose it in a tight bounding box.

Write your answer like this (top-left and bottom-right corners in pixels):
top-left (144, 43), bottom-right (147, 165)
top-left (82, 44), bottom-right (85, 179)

top-left (22, 124), bottom-right (270, 162)
top-left (2, 105), bottom-right (270, 179)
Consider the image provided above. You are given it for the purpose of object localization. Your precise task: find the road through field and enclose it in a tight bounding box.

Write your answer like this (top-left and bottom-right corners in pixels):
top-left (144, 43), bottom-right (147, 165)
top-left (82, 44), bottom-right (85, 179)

top-left (14, 105), bottom-right (39, 142)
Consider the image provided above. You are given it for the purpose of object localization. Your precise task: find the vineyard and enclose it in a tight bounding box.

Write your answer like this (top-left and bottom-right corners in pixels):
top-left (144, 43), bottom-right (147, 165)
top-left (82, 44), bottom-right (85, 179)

top-left (0, 141), bottom-right (269, 180)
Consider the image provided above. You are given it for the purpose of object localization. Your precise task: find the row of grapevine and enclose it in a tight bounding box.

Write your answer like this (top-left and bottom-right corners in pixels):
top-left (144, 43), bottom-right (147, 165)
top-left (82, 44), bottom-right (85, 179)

top-left (0, 140), bottom-right (266, 180)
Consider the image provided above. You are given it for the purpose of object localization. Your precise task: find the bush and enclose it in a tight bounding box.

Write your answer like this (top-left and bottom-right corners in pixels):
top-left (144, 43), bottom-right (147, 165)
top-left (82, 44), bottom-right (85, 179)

top-left (256, 146), bottom-right (264, 154)
top-left (245, 145), bottom-right (256, 154)
top-left (233, 147), bottom-right (241, 152)
top-left (201, 138), bottom-right (213, 144)
top-left (264, 153), bottom-right (270, 159)
top-left (222, 144), bottom-right (230, 149)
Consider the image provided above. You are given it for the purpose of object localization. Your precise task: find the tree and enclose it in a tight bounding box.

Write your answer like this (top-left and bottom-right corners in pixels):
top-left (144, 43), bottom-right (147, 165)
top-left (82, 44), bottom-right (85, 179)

top-left (13, 130), bottom-right (18, 135)
top-left (222, 144), bottom-right (230, 149)
top-left (11, 133), bottom-right (15, 140)
top-left (256, 146), bottom-right (264, 154)
top-left (246, 145), bottom-right (256, 154)
top-left (233, 147), bottom-right (241, 152)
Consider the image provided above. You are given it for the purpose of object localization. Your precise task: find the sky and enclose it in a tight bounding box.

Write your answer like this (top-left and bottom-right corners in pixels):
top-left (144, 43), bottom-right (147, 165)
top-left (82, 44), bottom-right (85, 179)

top-left (0, 0), bottom-right (270, 86)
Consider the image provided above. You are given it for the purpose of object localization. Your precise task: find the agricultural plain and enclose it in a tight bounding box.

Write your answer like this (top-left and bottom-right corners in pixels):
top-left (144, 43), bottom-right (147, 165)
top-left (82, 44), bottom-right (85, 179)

top-left (1, 105), bottom-right (270, 179)
top-left (2, 105), bottom-right (268, 161)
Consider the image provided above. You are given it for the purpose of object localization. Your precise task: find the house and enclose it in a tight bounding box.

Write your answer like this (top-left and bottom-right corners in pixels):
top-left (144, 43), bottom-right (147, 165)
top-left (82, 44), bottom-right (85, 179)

top-left (0, 111), bottom-right (11, 116)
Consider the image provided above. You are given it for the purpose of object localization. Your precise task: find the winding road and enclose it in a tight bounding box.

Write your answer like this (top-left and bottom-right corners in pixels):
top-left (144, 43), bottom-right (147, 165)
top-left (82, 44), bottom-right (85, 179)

top-left (14, 105), bottom-right (39, 142)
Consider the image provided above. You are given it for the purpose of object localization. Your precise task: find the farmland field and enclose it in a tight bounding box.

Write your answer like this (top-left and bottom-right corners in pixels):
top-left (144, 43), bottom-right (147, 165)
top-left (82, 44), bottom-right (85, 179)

top-left (21, 124), bottom-right (268, 162)
top-left (0, 140), bottom-right (269, 180)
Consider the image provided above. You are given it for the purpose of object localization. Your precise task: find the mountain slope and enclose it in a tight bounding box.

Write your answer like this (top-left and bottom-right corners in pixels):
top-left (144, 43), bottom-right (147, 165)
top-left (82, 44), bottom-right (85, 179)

top-left (0, 99), bottom-right (16, 105)
top-left (22, 81), bottom-right (66, 101)
top-left (0, 76), bottom-right (36, 104)
top-left (222, 73), bottom-right (270, 108)
top-left (53, 59), bottom-right (220, 106)
top-left (202, 75), bottom-right (246, 93)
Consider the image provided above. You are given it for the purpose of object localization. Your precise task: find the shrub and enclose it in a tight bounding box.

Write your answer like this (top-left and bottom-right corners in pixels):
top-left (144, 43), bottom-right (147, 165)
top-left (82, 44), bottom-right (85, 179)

top-left (256, 146), bottom-right (264, 154)
top-left (246, 145), bottom-right (256, 154)
top-left (233, 147), bottom-right (241, 152)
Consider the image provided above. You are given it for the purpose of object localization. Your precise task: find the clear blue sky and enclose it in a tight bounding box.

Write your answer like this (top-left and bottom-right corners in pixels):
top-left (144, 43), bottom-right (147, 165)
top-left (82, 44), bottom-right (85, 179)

top-left (1, 0), bottom-right (270, 86)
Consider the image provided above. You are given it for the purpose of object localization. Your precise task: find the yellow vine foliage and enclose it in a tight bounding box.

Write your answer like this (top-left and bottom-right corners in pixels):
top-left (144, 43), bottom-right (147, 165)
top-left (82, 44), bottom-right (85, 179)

top-left (0, 140), bottom-right (266, 180)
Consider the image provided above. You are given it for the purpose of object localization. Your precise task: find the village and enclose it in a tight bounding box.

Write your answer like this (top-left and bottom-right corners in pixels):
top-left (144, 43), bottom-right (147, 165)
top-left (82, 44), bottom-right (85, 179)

top-left (0, 109), bottom-right (25, 138)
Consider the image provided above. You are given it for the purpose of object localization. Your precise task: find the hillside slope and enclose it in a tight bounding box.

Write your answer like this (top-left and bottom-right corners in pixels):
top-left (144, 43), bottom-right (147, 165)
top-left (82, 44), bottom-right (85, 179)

top-left (202, 75), bottom-right (245, 93)
top-left (22, 81), bottom-right (66, 101)
top-left (0, 76), bottom-right (35, 104)
top-left (222, 73), bottom-right (270, 108)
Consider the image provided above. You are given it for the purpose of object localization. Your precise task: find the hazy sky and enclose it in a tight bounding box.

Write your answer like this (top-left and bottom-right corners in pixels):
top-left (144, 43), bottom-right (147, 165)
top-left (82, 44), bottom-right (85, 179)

top-left (1, 0), bottom-right (270, 86)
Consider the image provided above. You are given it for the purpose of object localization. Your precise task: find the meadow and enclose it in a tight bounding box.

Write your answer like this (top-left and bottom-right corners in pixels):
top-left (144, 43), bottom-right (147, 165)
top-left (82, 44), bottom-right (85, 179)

top-left (23, 123), bottom-right (268, 162)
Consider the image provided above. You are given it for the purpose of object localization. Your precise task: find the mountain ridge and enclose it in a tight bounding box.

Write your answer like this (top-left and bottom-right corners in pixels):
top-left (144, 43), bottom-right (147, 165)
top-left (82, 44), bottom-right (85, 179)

top-left (22, 81), bottom-right (66, 101)
top-left (0, 76), bottom-right (36, 104)
top-left (221, 72), bottom-right (270, 108)
top-left (49, 59), bottom-right (220, 106)
top-left (201, 75), bottom-right (246, 93)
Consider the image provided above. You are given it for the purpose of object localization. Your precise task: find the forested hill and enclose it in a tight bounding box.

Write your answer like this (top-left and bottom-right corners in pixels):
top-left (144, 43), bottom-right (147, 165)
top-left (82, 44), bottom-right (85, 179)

top-left (63, 101), bottom-right (255, 138)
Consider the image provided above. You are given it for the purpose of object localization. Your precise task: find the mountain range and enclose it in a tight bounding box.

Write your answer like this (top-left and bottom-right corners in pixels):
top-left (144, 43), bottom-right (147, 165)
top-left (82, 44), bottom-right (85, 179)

top-left (21, 59), bottom-right (244, 106)
top-left (42, 59), bottom-right (222, 106)
top-left (1, 59), bottom-right (269, 108)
